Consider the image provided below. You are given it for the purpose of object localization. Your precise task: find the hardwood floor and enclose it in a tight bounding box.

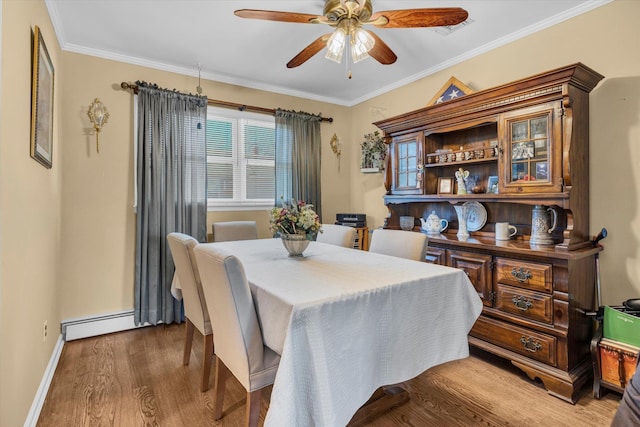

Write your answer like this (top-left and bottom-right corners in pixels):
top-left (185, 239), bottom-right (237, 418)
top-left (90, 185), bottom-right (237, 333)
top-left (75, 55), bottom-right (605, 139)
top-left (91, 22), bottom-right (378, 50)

top-left (38, 323), bottom-right (620, 426)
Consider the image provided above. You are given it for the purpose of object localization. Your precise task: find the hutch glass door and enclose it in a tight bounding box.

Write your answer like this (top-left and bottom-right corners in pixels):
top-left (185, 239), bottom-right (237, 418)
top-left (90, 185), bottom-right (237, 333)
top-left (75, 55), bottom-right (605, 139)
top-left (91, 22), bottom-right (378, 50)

top-left (500, 102), bottom-right (562, 193)
top-left (391, 132), bottom-right (422, 195)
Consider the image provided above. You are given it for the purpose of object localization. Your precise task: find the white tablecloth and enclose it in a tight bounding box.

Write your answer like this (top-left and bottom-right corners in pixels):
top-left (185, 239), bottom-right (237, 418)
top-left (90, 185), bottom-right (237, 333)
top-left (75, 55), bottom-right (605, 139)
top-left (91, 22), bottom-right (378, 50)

top-left (176, 238), bottom-right (482, 426)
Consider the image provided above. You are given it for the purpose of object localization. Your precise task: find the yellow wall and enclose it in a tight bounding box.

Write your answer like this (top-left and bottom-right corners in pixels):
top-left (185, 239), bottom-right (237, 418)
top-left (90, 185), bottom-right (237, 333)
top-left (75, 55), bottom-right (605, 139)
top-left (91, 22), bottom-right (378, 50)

top-left (2, 0), bottom-right (640, 424)
top-left (59, 52), bottom-right (352, 318)
top-left (0, 1), bottom-right (63, 425)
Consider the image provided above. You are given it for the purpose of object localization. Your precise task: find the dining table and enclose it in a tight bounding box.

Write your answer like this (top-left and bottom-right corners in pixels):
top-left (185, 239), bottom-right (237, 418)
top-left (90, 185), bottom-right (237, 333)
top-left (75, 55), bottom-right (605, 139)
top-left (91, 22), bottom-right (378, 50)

top-left (173, 238), bottom-right (482, 426)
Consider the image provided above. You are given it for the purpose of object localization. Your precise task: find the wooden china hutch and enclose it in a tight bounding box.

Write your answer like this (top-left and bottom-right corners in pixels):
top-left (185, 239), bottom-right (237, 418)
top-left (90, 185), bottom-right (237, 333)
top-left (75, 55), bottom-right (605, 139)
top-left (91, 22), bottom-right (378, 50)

top-left (374, 63), bottom-right (604, 403)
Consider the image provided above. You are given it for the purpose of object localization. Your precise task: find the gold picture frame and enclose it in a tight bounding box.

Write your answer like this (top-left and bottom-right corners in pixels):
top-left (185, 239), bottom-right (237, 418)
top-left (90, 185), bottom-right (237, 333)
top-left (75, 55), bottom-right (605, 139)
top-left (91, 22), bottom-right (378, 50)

top-left (30, 26), bottom-right (55, 168)
top-left (427, 76), bottom-right (474, 106)
top-left (437, 177), bottom-right (453, 194)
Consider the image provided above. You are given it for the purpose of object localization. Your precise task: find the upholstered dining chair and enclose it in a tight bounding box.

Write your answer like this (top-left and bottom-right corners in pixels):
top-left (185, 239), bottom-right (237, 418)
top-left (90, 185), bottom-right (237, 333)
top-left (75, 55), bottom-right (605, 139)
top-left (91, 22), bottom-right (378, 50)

top-left (167, 232), bottom-right (214, 392)
top-left (368, 229), bottom-right (429, 262)
top-left (212, 221), bottom-right (258, 242)
top-left (315, 224), bottom-right (357, 248)
top-left (194, 245), bottom-right (280, 427)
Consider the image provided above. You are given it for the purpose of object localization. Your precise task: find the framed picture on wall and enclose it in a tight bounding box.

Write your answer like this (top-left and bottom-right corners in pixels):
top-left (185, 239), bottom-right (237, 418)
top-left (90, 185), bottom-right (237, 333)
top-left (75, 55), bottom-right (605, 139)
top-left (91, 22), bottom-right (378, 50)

top-left (30, 26), bottom-right (55, 169)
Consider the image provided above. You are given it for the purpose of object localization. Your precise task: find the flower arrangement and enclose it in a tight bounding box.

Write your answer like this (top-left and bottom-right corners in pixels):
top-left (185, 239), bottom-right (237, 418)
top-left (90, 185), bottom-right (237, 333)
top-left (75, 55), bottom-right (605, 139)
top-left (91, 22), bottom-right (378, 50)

top-left (360, 131), bottom-right (387, 170)
top-left (269, 199), bottom-right (322, 240)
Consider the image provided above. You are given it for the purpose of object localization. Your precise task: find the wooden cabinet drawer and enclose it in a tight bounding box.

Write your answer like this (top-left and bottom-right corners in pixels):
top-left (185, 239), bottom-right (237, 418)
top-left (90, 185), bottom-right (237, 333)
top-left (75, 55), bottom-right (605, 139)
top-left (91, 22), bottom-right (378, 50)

top-left (495, 258), bottom-right (552, 293)
top-left (471, 316), bottom-right (557, 366)
top-left (425, 246), bottom-right (445, 264)
top-left (495, 284), bottom-right (553, 324)
top-left (447, 250), bottom-right (493, 307)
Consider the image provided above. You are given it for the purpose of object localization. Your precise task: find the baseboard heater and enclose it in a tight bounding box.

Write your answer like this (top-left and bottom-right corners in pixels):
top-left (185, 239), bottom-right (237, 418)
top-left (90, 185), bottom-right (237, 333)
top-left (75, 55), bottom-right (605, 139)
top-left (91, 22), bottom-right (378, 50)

top-left (61, 309), bottom-right (146, 341)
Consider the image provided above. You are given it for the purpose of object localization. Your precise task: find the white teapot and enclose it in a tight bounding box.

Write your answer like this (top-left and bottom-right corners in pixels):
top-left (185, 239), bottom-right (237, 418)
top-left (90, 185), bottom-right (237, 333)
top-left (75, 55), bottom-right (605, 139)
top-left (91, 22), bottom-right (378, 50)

top-left (421, 211), bottom-right (449, 235)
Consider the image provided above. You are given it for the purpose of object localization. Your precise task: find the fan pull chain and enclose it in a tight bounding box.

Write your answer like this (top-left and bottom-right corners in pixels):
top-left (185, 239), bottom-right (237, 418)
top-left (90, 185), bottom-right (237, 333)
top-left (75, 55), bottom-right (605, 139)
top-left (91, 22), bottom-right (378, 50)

top-left (196, 63), bottom-right (203, 94)
top-left (346, 35), bottom-right (352, 79)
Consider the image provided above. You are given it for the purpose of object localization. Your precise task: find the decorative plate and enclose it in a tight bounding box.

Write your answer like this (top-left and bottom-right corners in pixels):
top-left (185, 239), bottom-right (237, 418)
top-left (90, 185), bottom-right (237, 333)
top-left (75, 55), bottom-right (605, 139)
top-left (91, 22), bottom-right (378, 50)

top-left (463, 201), bottom-right (487, 232)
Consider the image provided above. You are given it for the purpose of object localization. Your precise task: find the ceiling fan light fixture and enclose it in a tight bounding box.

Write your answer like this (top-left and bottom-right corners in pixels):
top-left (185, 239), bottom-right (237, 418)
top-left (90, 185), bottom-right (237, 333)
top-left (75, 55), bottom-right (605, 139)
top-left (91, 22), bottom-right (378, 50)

top-left (235, 2), bottom-right (468, 68)
top-left (325, 27), bottom-right (347, 63)
top-left (350, 27), bottom-right (374, 63)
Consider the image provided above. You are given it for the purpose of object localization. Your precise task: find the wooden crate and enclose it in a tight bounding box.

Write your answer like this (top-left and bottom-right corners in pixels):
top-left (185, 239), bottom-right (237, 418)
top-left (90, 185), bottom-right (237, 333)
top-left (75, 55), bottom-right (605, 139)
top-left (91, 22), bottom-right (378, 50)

top-left (355, 227), bottom-right (369, 251)
top-left (593, 332), bottom-right (640, 398)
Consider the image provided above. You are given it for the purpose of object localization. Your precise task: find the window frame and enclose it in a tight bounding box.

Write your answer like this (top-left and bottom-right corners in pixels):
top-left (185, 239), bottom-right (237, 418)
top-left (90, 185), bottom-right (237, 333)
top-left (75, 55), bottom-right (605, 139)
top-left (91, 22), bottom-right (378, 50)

top-left (206, 107), bottom-right (276, 211)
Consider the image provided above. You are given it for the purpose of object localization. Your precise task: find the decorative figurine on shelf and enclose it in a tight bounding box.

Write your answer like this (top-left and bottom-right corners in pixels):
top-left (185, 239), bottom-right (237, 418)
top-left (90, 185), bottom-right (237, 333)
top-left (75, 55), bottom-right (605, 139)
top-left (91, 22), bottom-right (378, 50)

top-left (415, 163), bottom-right (423, 189)
top-left (455, 168), bottom-right (470, 195)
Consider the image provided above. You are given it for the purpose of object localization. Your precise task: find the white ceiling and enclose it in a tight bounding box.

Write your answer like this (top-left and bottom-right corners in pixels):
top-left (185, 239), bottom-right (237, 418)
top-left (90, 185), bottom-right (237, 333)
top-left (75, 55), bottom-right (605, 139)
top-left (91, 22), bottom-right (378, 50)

top-left (46, 0), bottom-right (611, 106)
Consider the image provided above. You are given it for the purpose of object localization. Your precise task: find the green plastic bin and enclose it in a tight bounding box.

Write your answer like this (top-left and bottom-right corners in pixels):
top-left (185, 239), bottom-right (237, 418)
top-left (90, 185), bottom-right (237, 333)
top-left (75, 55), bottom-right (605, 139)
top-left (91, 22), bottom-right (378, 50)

top-left (604, 305), bottom-right (640, 347)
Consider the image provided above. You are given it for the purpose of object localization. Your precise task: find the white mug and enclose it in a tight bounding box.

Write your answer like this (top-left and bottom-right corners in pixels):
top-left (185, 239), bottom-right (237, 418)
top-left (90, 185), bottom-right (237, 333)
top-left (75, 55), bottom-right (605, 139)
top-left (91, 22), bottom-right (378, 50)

top-left (495, 222), bottom-right (517, 240)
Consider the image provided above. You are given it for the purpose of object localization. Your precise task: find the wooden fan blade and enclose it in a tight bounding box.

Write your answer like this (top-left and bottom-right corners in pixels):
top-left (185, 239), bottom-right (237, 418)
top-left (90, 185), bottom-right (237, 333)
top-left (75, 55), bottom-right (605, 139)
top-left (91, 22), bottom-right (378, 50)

top-left (369, 7), bottom-right (468, 28)
top-left (287, 34), bottom-right (332, 68)
top-left (367, 31), bottom-right (397, 65)
top-left (234, 9), bottom-right (325, 24)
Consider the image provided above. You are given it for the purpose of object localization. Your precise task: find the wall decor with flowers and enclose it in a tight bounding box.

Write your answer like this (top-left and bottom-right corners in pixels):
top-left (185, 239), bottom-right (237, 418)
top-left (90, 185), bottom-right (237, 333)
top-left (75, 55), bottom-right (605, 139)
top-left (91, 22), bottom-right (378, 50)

top-left (360, 131), bottom-right (387, 173)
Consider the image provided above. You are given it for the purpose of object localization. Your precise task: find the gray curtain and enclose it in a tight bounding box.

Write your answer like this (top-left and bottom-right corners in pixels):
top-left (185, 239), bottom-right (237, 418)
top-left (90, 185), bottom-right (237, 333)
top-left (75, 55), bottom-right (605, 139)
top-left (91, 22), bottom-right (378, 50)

top-left (134, 81), bottom-right (208, 326)
top-left (274, 109), bottom-right (322, 218)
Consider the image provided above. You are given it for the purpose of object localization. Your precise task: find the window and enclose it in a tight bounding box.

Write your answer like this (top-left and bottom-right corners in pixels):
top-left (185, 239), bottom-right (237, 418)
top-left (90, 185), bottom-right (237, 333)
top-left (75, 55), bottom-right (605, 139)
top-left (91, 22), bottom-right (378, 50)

top-left (206, 107), bottom-right (275, 210)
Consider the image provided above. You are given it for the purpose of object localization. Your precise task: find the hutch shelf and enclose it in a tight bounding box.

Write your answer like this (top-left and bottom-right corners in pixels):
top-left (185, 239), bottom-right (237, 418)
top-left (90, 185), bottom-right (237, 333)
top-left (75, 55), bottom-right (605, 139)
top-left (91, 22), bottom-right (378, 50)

top-left (374, 63), bottom-right (604, 403)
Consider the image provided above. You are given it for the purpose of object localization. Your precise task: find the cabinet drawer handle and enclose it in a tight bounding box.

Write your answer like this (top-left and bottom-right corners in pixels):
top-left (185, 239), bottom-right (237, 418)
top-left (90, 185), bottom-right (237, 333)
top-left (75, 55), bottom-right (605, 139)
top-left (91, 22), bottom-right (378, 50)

top-left (520, 336), bottom-right (542, 353)
top-left (512, 295), bottom-right (533, 311)
top-left (511, 267), bottom-right (532, 283)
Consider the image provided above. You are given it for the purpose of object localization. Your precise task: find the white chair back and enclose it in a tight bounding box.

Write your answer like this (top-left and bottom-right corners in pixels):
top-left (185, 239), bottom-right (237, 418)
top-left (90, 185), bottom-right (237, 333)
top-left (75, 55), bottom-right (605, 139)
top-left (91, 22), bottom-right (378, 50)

top-left (212, 221), bottom-right (258, 242)
top-left (167, 233), bottom-right (211, 334)
top-left (316, 224), bottom-right (357, 248)
top-left (195, 244), bottom-right (278, 392)
top-left (368, 229), bottom-right (428, 261)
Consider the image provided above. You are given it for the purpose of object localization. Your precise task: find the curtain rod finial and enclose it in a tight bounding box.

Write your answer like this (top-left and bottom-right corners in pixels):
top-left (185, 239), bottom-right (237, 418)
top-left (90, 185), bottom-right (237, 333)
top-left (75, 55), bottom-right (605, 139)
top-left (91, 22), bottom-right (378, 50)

top-left (120, 82), bottom-right (139, 94)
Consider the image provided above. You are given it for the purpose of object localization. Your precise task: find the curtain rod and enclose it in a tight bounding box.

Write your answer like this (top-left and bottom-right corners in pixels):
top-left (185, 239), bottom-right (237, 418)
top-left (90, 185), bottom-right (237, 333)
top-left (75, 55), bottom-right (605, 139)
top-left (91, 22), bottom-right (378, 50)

top-left (120, 82), bottom-right (333, 123)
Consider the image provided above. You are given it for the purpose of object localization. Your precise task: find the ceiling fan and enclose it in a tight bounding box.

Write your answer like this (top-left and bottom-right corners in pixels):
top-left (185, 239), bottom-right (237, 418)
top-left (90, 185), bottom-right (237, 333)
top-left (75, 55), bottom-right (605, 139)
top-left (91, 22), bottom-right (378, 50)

top-left (234, 0), bottom-right (468, 69)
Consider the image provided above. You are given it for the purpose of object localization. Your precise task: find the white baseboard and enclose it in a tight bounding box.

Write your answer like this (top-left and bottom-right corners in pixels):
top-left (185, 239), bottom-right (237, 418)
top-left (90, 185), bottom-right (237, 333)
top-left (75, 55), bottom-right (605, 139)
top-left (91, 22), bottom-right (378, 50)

top-left (23, 335), bottom-right (64, 427)
top-left (61, 309), bottom-right (147, 341)
top-left (25, 311), bottom-right (155, 425)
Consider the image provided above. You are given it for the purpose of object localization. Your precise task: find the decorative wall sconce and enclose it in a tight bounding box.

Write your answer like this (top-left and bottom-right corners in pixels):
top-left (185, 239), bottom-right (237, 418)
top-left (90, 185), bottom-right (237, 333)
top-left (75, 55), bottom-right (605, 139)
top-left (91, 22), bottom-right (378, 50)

top-left (329, 133), bottom-right (341, 171)
top-left (87, 98), bottom-right (109, 153)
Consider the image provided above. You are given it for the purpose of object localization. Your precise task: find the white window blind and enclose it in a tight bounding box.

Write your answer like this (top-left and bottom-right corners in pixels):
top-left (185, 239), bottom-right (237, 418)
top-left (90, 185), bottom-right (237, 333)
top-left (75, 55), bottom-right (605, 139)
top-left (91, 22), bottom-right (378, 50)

top-left (207, 107), bottom-right (275, 210)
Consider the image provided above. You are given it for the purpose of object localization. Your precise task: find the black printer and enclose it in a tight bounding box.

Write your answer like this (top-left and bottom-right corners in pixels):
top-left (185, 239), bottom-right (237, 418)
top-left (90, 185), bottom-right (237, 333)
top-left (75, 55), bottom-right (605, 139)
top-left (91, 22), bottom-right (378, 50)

top-left (335, 213), bottom-right (366, 228)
